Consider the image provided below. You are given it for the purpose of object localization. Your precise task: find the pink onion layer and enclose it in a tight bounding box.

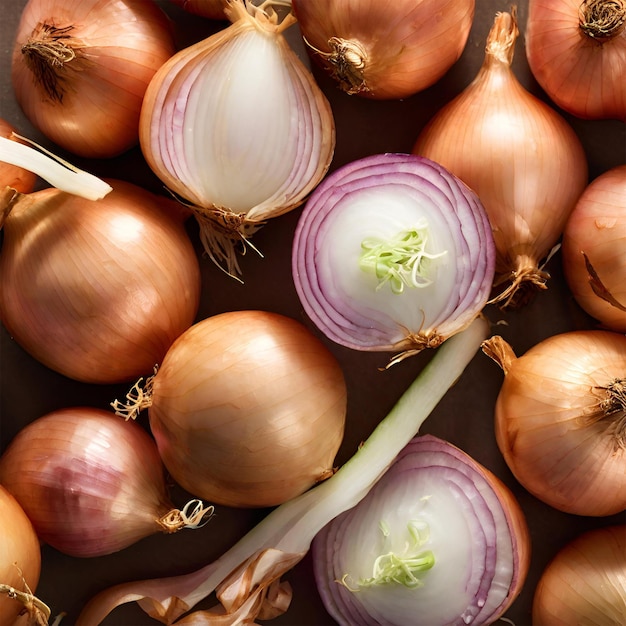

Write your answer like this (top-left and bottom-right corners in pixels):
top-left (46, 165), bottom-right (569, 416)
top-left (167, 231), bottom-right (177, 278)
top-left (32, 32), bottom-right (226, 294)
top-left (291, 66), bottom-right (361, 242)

top-left (312, 434), bottom-right (530, 626)
top-left (292, 153), bottom-right (495, 354)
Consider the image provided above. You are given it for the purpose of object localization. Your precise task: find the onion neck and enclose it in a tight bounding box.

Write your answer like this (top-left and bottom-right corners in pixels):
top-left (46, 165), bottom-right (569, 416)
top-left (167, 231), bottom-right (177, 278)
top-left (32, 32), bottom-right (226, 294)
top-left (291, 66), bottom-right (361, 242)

top-left (226, 0), bottom-right (297, 34)
top-left (597, 378), bottom-right (626, 450)
top-left (484, 8), bottom-right (519, 67)
top-left (0, 186), bottom-right (22, 230)
top-left (305, 36), bottom-right (369, 95)
top-left (22, 22), bottom-right (86, 102)
top-left (579, 0), bottom-right (626, 43)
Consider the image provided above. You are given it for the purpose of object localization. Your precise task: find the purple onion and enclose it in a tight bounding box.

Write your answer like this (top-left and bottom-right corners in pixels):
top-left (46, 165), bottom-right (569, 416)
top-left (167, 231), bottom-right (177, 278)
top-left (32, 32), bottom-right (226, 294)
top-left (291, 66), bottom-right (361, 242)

top-left (312, 434), bottom-right (530, 626)
top-left (292, 153), bottom-right (495, 359)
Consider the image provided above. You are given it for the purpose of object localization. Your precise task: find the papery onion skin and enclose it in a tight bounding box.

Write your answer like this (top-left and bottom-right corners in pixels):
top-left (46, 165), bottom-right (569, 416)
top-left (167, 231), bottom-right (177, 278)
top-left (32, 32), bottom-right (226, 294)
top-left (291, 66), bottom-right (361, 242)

top-left (0, 119), bottom-right (37, 193)
top-left (532, 524), bottom-right (626, 625)
top-left (413, 9), bottom-right (589, 309)
top-left (0, 407), bottom-right (189, 558)
top-left (292, 152), bottom-right (495, 359)
top-left (11, 0), bottom-right (176, 158)
top-left (0, 485), bottom-right (42, 626)
top-left (0, 179), bottom-right (201, 384)
top-left (562, 164), bottom-right (626, 332)
top-left (526, 0), bottom-right (626, 121)
top-left (139, 0), bottom-right (335, 276)
top-left (312, 434), bottom-right (530, 626)
top-left (146, 310), bottom-right (347, 508)
top-left (483, 330), bottom-right (626, 517)
top-left (292, 0), bottom-right (475, 99)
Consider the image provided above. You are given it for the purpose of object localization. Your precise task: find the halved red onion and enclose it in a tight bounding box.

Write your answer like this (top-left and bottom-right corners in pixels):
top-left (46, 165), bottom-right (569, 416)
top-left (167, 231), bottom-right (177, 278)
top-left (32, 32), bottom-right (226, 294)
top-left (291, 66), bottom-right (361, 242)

top-left (292, 153), bottom-right (495, 361)
top-left (312, 434), bottom-right (530, 626)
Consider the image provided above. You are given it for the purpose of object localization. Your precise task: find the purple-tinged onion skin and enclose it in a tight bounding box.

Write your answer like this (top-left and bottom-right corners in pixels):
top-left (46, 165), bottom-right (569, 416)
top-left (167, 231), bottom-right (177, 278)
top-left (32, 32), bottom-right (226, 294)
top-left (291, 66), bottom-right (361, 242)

top-left (312, 434), bottom-right (530, 626)
top-left (292, 153), bottom-right (495, 355)
top-left (0, 407), bottom-right (177, 558)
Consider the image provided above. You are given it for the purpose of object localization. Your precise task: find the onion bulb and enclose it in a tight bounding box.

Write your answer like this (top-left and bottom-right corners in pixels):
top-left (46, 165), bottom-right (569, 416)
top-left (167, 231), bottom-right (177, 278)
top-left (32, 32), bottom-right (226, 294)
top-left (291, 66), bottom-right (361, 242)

top-left (312, 435), bottom-right (530, 626)
top-left (526, 0), bottom-right (626, 121)
top-left (139, 0), bottom-right (335, 277)
top-left (11, 0), bottom-right (176, 158)
top-left (0, 179), bottom-right (201, 384)
top-left (562, 164), bottom-right (626, 332)
top-left (0, 121), bottom-right (36, 194)
top-left (292, 153), bottom-right (495, 364)
top-left (0, 407), bottom-right (213, 558)
top-left (291, 0), bottom-right (475, 99)
top-left (113, 310), bottom-right (347, 508)
top-left (0, 485), bottom-right (46, 626)
top-left (413, 8), bottom-right (588, 309)
top-left (532, 524), bottom-right (626, 625)
top-left (482, 330), bottom-right (626, 517)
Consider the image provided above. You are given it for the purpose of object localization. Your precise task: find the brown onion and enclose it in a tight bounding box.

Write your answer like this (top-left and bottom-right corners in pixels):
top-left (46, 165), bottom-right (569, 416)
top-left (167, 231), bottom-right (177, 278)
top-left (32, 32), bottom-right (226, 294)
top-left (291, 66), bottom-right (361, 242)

top-left (532, 525), bottom-right (626, 625)
top-left (11, 0), bottom-right (176, 158)
top-left (115, 310), bottom-right (348, 508)
top-left (292, 0), bottom-right (475, 99)
top-left (413, 9), bottom-right (588, 309)
top-left (0, 407), bottom-right (212, 558)
top-left (526, 0), bottom-right (626, 121)
top-left (0, 179), bottom-right (201, 384)
top-left (0, 485), bottom-right (45, 626)
top-left (0, 120), bottom-right (37, 194)
top-left (483, 330), bottom-right (626, 517)
top-left (562, 164), bottom-right (626, 332)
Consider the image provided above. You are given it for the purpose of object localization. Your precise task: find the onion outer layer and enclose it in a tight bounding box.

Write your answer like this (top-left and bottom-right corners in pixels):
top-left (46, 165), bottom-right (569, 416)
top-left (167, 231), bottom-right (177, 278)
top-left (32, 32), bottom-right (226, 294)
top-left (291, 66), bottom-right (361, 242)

top-left (0, 179), bottom-right (201, 384)
top-left (292, 0), bottom-right (475, 99)
top-left (11, 0), bottom-right (176, 158)
top-left (312, 434), bottom-right (530, 626)
top-left (483, 330), bottom-right (626, 517)
top-left (532, 524), bottom-right (626, 625)
top-left (143, 310), bottom-right (348, 508)
top-left (413, 8), bottom-right (588, 309)
top-left (0, 485), bottom-right (44, 626)
top-left (561, 164), bottom-right (626, 332)
top-left (0, 407), bottom-right (212, 558)
top-left (526, 0), bottom-right (626, 121)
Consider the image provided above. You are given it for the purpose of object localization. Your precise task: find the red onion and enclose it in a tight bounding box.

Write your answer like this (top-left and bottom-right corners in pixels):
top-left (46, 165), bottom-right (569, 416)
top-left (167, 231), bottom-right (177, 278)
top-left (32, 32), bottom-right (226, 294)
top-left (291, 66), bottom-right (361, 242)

top-left (292, 153), bottom-right (495, 364)
top-left (312, 434), bottom-right (531, 626)
top-left (0, 179), bottom-right (201, 384)
top-left (0, 407), bottom-right (212, 558)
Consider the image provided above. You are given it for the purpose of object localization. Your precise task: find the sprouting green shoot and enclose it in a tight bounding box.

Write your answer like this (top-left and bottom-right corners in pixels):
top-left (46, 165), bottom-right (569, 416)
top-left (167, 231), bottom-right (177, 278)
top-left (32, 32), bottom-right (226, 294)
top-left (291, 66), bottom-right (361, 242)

top-left (340, 518), bottom-right (435, 591)
top-left (359, 219), bottom-right (447, 294)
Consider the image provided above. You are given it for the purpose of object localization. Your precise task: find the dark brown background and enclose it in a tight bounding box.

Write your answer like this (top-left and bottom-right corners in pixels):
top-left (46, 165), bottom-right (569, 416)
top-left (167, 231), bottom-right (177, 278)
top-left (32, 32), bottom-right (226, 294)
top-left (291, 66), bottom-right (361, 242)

top-left (1, 1), bottom-right (625, 624)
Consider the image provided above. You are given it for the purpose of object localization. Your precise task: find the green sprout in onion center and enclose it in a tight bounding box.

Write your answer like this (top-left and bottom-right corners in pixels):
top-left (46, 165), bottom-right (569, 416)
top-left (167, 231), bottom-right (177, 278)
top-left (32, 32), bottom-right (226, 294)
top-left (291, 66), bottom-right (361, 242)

top-left (340, 518), bottom-right (435, 591)
top-left (359, 219), bottom-right (447, 294)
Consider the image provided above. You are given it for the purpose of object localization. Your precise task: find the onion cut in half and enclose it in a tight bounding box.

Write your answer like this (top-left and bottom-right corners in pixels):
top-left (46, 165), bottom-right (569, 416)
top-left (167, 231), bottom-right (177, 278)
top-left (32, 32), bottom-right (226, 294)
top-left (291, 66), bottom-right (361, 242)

top-left (292, 153), bottom-right (495, 364)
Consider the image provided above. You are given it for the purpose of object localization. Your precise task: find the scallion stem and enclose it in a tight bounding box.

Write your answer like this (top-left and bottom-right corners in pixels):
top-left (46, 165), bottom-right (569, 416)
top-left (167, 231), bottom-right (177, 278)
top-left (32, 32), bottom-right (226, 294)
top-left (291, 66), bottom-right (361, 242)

top-left (0, 135), bottom-right (112, 201)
